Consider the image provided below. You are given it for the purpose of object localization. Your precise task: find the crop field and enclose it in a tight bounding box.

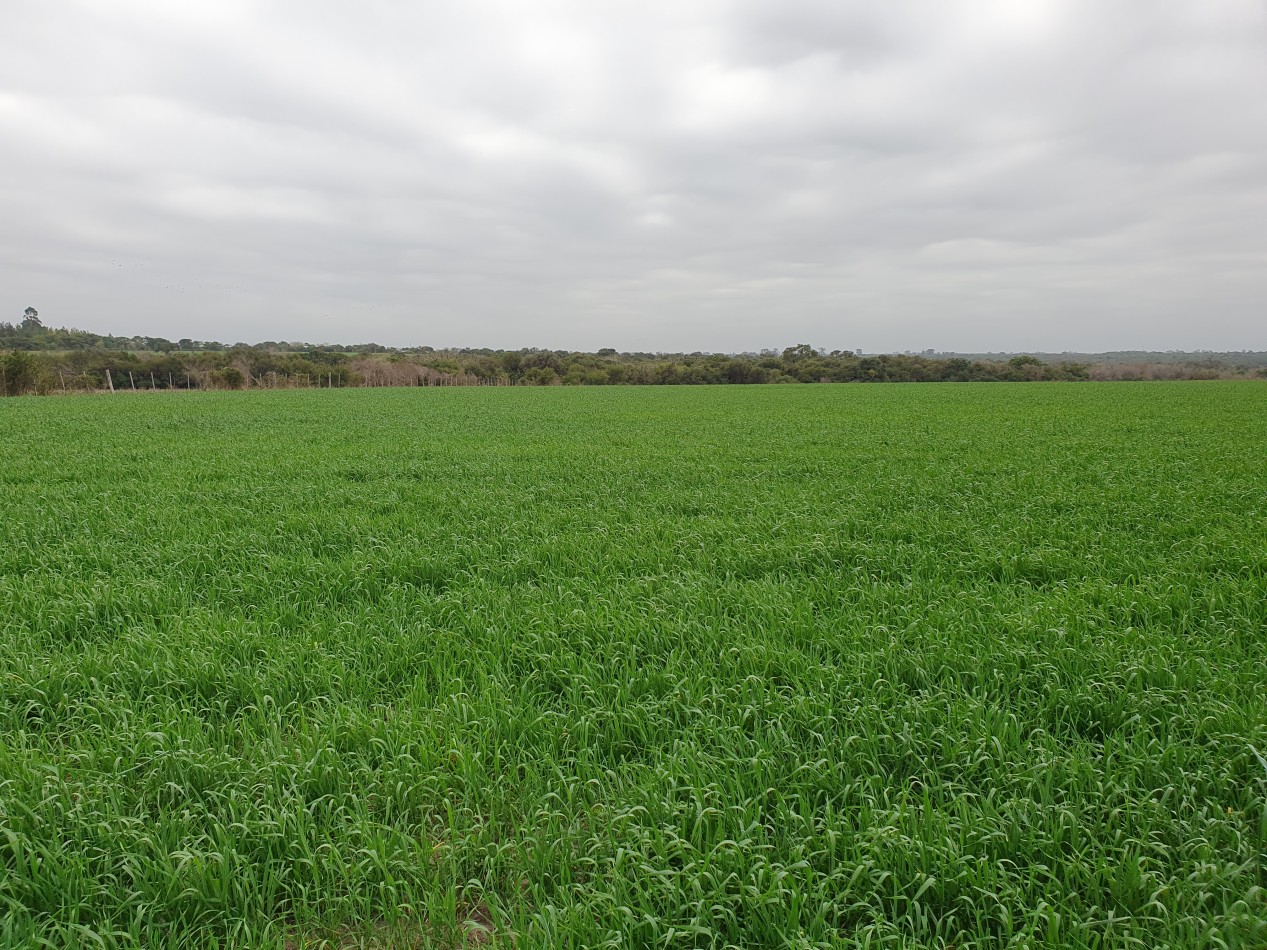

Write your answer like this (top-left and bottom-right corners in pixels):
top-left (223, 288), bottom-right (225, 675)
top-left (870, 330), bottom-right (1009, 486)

top-left (1, 382), bottom-right (1265, 948)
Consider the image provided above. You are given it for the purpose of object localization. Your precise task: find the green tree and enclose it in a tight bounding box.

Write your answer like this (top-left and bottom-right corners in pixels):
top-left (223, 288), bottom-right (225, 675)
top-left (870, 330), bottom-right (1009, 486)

top-left (781, 343), bottom-right (816, 363)
top-left (3, 349), bottom-right (38, 395)
top-left (524, 366), bottom-right (558, 385)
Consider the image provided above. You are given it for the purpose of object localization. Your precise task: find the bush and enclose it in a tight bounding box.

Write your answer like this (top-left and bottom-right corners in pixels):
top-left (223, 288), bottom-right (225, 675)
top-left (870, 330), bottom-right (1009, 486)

top-left (2, 349), bottom-right (38, 395)
top-left (216, 367), bottom-right (246, 390)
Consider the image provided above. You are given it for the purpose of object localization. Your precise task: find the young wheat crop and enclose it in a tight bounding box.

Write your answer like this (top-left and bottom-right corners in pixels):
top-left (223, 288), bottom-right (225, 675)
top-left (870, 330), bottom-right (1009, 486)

top-left (1, 383), bottom-right (1264, 947)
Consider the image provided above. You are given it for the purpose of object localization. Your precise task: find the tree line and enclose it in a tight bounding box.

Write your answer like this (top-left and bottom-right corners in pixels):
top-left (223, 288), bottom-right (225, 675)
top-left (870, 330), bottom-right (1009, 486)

top-left (3, 311), bottom-right (1263, 396)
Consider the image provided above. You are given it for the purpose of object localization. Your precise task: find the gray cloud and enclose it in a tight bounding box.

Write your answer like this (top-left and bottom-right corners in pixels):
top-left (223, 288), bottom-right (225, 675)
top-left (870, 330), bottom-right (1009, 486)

top-left (3, 0), bottom-right (1265, 351)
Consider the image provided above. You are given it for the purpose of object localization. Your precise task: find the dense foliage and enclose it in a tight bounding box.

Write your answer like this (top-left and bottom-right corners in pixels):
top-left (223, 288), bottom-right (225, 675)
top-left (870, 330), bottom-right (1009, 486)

top-left (1, 342), bottom-right (1097, 394)
top-left (5, 315), bottom-right (1265, 396)
top-left (1, 383), bottom-right (1264, 947)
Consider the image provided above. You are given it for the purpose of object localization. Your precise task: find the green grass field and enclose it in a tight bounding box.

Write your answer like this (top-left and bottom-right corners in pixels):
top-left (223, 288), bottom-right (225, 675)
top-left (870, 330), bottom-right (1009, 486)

top-left (1, 383), bottom-right (1265, 948)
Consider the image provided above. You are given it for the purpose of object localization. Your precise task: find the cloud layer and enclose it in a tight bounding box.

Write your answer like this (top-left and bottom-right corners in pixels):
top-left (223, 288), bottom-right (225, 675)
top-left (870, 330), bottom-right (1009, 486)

top-left (3, 0), bottom-right (1265, 350)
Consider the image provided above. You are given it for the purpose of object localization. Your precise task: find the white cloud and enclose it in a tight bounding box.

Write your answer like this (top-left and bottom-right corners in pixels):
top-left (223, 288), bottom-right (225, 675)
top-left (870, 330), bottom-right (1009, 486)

top-left (1, 0), bottom-right (1264, 350)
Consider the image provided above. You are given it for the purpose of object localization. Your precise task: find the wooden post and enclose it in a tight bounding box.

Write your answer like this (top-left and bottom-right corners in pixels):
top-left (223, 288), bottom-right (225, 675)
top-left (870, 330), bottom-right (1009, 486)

top-left (129, 372), bottom-right (136, 391)
top-left (58, 370), bottom-right (67, 393)
top-left (106, 369), bottom-right (115, 393)
top-left (150, 372), bottom-right (156, 389)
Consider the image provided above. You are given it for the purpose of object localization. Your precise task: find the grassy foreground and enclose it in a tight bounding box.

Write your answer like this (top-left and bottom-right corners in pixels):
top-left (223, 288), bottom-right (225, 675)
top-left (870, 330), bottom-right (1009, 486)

top-left (1, 383), bottom-right (1264, 948)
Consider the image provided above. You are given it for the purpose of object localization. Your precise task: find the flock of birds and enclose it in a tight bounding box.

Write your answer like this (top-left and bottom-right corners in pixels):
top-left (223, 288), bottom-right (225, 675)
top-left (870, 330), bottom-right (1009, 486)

top-left (108, 258), bottom-right (251, 295)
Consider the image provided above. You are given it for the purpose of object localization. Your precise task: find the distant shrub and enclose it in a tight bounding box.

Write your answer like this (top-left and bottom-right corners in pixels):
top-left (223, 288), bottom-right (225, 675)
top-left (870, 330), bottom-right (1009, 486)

top-left (2, 349), bottom-right (38, 395)
top-left (216, 367), bottom-right (246, 389)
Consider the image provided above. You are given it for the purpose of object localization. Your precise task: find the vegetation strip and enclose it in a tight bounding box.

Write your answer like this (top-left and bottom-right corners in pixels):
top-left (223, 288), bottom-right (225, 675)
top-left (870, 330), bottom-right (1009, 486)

top-left (6, 315), bottom-right (1266, 394)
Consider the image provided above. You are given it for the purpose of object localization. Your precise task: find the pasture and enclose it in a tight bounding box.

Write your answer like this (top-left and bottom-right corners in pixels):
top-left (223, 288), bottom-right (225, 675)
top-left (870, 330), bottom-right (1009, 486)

top-left (1, 383), bottom-right (1264, 947)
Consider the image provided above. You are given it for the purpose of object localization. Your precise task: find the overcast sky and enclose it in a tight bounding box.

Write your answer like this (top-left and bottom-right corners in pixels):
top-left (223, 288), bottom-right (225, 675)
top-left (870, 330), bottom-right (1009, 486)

top-left (3, 1), bottom-right (1265, 352)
